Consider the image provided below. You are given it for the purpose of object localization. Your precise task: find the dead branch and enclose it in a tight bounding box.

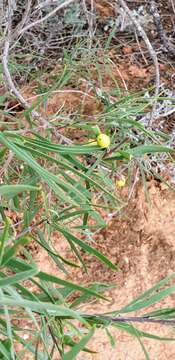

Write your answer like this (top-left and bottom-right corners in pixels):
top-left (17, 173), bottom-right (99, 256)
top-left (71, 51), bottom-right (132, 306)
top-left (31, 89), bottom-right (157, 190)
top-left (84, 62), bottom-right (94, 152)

top-left (18, 0), bottom-right (75, 37)
top-left (2, 0), bottom-right (74, 143)
top-left (149, 0), bottom-right (175, 57)
top-left (12, 0), bottom-right (32, 39)
top-left (2, 35), bottom-right (49, 128)
top-left (117, 0), bottom-right (160, 127)
top-left (36, 0), bottom-right (71, 11)
top-left (82, 0), bottom-right (94, 48)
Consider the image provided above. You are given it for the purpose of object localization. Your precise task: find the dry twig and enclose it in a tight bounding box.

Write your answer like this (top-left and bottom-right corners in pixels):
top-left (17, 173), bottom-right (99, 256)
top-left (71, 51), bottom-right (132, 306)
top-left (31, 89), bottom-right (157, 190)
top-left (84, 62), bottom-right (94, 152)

top-left (82, 0), bottom-right (94, 48)
top-left (149, 0), bottom-right (175, 57)
top-left (12, 0), bottom-right (32, 39)
top-left (2, 0), bottom-right (74, 143)
top-left (18, 0), bottom-right (75, 37)
top-left (117, 0), bottom-right (160, 127)
top-left (2, 36), bottom-right (49, 128)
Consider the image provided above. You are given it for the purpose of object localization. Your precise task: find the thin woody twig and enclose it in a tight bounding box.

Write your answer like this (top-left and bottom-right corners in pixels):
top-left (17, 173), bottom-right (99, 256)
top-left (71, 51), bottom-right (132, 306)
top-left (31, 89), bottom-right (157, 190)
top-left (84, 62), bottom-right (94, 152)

top-left (2, 1), bottom-right (50, 129)
top-left (36, 0), bottom-right (64, 10)
top-left (170, 0), bottom-right (175, 14)
top-left (128, 166), bottom-right (139, 200)
top-left (134, 29), bottom-right (148, 66)
top-left (18, 0), bottom-right (75, 37)
top-left (117, 0), bottom-right (160, 127)
top-left (91, 314), bottom-right (175, 326)
top-left (149, 0), bottom-right (175, 57)
top-left (2, 1), bottom-right (73, 143)
top-left (82, 0), bottom-right (94, 49)
top-left (2, 37), bottom-right (49, 128)
top-left (7, 218), bottom-right (48, 246)
top-left (12, 0), bottom-right (32, 39)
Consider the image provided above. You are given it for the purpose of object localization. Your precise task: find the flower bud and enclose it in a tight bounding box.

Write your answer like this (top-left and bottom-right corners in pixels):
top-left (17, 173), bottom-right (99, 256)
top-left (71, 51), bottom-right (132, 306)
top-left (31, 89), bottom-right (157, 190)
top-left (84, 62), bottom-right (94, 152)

top-left (97, 134), bottom-right (110, 148)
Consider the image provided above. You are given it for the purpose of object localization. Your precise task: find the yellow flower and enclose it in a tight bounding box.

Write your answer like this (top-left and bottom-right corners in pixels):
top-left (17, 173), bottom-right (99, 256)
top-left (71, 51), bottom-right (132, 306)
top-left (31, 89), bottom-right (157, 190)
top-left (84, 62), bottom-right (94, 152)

top-left (97, 133), bottom-right (110, 148)
top-left (116, 176), bottom-right (126, 188)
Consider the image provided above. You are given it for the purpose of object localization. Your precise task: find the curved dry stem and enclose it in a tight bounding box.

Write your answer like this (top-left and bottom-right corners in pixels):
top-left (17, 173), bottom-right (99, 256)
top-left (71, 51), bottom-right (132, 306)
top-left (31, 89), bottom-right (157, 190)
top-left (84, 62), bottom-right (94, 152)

top-left (117, 0), bottom-right (160, 127)
top-left (2, 0), bottom-right (73, 142)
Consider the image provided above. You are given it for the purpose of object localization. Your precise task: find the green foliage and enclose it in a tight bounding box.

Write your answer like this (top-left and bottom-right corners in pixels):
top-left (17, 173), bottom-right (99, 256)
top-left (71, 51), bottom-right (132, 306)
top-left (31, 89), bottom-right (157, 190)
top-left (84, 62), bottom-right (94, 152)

top-left (0, 34), bottom-right (175, 360)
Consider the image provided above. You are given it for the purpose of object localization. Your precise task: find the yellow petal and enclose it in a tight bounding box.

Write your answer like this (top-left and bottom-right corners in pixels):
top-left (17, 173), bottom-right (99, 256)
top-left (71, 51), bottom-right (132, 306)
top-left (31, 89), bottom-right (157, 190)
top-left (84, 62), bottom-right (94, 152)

top-left (97, 134), bottom-right (110, 148)
top-left (116, 177), bottom-right (126, 188)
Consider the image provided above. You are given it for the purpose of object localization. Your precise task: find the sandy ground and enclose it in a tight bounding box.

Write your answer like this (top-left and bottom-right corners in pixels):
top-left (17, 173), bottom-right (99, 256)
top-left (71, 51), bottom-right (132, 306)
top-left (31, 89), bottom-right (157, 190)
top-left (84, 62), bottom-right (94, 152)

top-left (31, 182), bottom-right (175, 359)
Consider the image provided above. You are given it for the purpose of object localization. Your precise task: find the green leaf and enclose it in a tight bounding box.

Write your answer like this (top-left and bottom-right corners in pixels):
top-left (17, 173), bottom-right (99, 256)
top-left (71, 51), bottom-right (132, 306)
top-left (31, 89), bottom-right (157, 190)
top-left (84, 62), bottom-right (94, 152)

top-left (53, 223), bottom-right (117, 270)
top-left (129, 144), bottom-right (174, 157)
top-left (35, 230), bottom-right (79, 269)
top-left (71, 283), bottom-right (112, 308)
top-left (63, 335), bottom-right (96, 354)
top-left (15, 142), bottom-right (118, 203)
top-left (1, 237), bottom-right (29, 267)
top-left (104, 150), bottom-right (132, 161)
top-left (23, 138), bottom-right (101, 155)
top-left (143, 308), bottom-right (175, 320)
top-left (0, 221), bottom-right (9, 266)
top-left (0, 296), bottom-right (87, 325)
top-left (0, 266), bottom-right (39, 288)
top-left (8, 258), bottom-right (107, 300)
top-left (105, 328), bottom-right (116, 347)
top-left (0, 185), bottom-right (39, 197)
top-left (120, 273), bottom-right (175, 313)
top-left (113, 322), bottom-right (175, 341)
top-left (1, 299), bottom-right (15, 360)
top-left (0, 340), bottom-right (11, 359)
top-left (62, 328), bottom-right (94, 360)
top-left (0, 134), bottom-right (85, 206)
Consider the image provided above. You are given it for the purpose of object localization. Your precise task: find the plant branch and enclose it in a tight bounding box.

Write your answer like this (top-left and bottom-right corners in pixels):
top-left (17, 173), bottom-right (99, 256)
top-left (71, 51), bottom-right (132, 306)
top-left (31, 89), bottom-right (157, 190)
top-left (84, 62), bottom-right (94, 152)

top-left (7, 218), bottom-right (49, 246)
top-left (18, 0), bottom-right (75, 36)
top-left (149, 0), bottom-right (175, 57)
top-left (2, 0), bottom-right (73, 143)
top-left (85, 314), bottom-right (175, 326)
top-left (117, 0), bottom-right (160, 127)
top-left (2, 36), bottom-right (50, 128)
top-left (12, 0), bottom-right (32, 39)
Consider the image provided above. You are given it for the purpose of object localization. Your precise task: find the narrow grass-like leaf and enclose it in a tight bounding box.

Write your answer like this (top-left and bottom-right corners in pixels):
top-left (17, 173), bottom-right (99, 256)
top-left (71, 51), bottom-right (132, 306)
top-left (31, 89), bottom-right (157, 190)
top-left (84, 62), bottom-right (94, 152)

top-left (1, 237), bottom-right (29, 267)
top-left (0, 221), bottom-right (9, 266)
top-left (144, 308), bottom-right (175, 319)
top-left (0, 296), bottom-right (87, 325)
top-left (63, 335), bottom-right (97, 354)
top-left (53, 223), bottom-right (117, 270)
top-left (113, 322), bottom-right (175, 341)
top-left (2, 303), bottom-right (15, 360)
top-left (0, 185), bottom-right (39, 197)
top-left (62, 328), bottom-right (94, 360)
top-left (71, 284), bottom-right (112, 308)
top-left (8, 258), bottom-right (107, 300)
top-left (120, 273), bottom-right (175, 313)
top-left (130, 322), bottom-right (150, 360)
top-left (0, 133), bottom-right (85, 206)
top-left (0, 341), bottom-right (10, 359)
top-left (15, 142), bottom-right (118, 203)
top-left (0, 266), bottom-right (38, 288)
top-left (129, 145), bottom-right (174, 157)
top-left (23, 138), bottom-right (102, 154)
top-left (35, 231), bottom-right (79, 269)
